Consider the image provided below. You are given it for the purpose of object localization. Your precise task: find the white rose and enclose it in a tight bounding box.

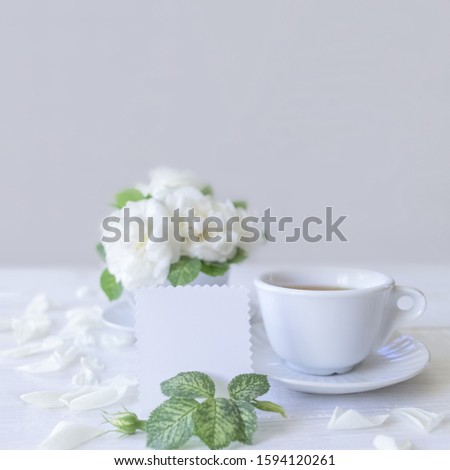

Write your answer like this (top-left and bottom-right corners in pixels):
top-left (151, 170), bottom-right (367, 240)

top-left (162, 186), bottom-right (248, 263)
top-left (137, 167), bottom-right (204, 199)
top-left (102, 198), bottom-right (179, 291)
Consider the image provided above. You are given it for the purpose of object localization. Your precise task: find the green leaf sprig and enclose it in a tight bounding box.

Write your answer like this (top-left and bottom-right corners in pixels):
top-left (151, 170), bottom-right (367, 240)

top-left (106, 372), bottom-right (286, 450)
top-left (100, 268), bottom-right (123, 301)
top-left (168, 248), bottom-right (247, 286)
top-left (97, 241), bottom-right (122, 301)
top-left (232, 200), bottom-right (248, 209)
top-left (96, 242), bottom-right (106, 261)
top-left (114, 188), bottom-right (151, 209)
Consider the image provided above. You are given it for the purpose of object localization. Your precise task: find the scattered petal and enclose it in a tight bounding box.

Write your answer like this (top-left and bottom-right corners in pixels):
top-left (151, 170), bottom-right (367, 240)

top-left (53, 344), bottom-right (79, 365)
top-left (67, 387), bottom-right (123, 411)
top-left (16, 344), bottom-right (78, 374)
top-left (72, 368), bottom-right (98, 387)
top-left (103, 374), bottom-right (138, 389)
top-left (20, 391), bottom-right (66, 409)
top-left (12, 312), bottom-right (51, 344)
top-left (0, 336), bottom-right (63, 359)
top-left (60, 306), bottom-right (104, 338)
top-left (81, 356), bottom-right (104, 370)
top-left (62, 375), bottom-right (138, 411)
top-left (373, 434), bottom-right (412, 450)
top-left (328, 406), bottom-right (389, 430)
top-left (25, 294), bottom-right (51, 315)
top-left (392, 407), bottom-right (448, 432)
top-left (59, 386), bottom-right (94, 406)
top-left (71, 356), bottom-right (104, 386)
top-left (66, 305), bottom-right (103, 325)
top-left (75, 286), bottom-right (98, 300)
top-left (10, 294), bottom-right (53, 344)
top-left (100, 331), bottom-right (135, 349)
top-left (39, 421), bottom-right (103, 450)
top-left (73, 331), bottom-right (97, 347)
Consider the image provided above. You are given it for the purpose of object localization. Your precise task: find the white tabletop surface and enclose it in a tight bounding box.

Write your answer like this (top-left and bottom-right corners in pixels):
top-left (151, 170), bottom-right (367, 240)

top-left (1, 263), bottom-right (450, 450)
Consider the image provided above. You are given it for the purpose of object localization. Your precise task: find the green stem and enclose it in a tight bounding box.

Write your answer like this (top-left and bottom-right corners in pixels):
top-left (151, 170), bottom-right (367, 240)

top-left (137, 420), bottom-right (147, 432)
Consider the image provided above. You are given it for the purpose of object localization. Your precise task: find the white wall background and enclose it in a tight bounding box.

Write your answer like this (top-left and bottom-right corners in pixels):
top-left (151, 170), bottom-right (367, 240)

top-left (0, 1), bottom-right (449, 266)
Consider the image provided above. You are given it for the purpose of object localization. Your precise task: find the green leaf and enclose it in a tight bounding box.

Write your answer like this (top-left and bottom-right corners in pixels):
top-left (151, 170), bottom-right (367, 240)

top-left (228, 374), bottom-right (270, 401)
top-left (146, 397), bottom-right (200, 450)
top-left (168, 257), bottom-right (201, 286)
top-left (96, 242), bottom-right (106, 261)
top-left (228, 247), bottom-right (247, 264)
top-left (114, 188), bottom-right (149, 209)
top-left (200, 185), bottom-right (213, 196)
top-left (200, 261), bottom-right (229, 277)
top-left (100, 268), bottom-right (123, 301)
top-left (232, 200), bottom-right (248, 210)
top-left (252, 400), bottom-right (287, 418)
top-left (136, 372), bottom-right (286, 450)
top-left (193, 398), bottom-right (241, 450)
top-left (234, 401), bottom-right (257, 445)
top-left (161, 372), bottom-right (215, 399)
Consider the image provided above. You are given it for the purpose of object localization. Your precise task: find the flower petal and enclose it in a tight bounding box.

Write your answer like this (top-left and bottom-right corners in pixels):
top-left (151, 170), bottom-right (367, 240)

top-left (373, 434), bottom-right (412, 450)
top-left (25, 294), bottom-right (51, 315)
top-left (16, 344), bottom-right (78, 373)
top-left (12, 312), bottom-right (51, 345)
top-left (75, 286), bottom-right (99, 300)
top-left (20, 391), bottom-right (66, 409)
top-left (327, 406), bottom-right (389, 430)
top-left (392, 407), bottom-right (448, 432)
top-left (59, 306), bottom-right (104, 338)
top-left (62, 375), bottom-right (138, 411)
top-left (103, 375), bottom-right (138, 389)
top-left (100, 331), bottom-right (135, 349)
top-left (0, 336), bottom-right (63, 359)
top-left (81, 356), bottom-right (105, 370)
top-left (59, 386), bottom-right (95, 407)
top-left (66, 305), bottom-right (103, 325)
top-left (16, 356), bottom-right (60, 373)
top-left (72, 369), bottom-right (99, 387)
top-left (39, 421), bottom-right (103, 450)
top-left (71, 356), bottom-right (105, 386)
top-left (73, 331), bottom-right (97, 347)
top-left (67, 387), bottom-right (123, 411)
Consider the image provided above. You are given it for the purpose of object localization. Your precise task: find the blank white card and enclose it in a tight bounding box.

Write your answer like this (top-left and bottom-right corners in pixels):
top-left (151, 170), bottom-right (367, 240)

top-left (135, 286), bottom-right (251, 414)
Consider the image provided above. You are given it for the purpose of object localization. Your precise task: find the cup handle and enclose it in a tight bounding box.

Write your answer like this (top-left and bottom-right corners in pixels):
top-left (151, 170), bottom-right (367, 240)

top-left (384, 286), bottom-right (426, 342)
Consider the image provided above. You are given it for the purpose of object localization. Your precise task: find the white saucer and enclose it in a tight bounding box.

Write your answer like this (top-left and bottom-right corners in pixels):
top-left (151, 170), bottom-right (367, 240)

top-left (102, 301), bottom-right (135, 332)
top-left (251, 319), bottom-right (430, 394)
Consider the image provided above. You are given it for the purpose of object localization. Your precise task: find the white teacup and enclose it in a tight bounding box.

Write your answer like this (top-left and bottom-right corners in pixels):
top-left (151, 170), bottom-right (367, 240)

top-left (254, 267), bottom-right (426, 376)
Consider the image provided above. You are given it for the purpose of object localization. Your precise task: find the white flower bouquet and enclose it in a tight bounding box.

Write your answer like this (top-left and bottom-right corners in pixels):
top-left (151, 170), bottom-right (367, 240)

top-left (97, 168), bottom-right (252, 300)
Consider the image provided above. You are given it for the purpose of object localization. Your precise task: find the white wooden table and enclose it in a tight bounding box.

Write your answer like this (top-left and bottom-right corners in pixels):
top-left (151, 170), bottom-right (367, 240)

top-left (1, 264), bottom-right (449, 450)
